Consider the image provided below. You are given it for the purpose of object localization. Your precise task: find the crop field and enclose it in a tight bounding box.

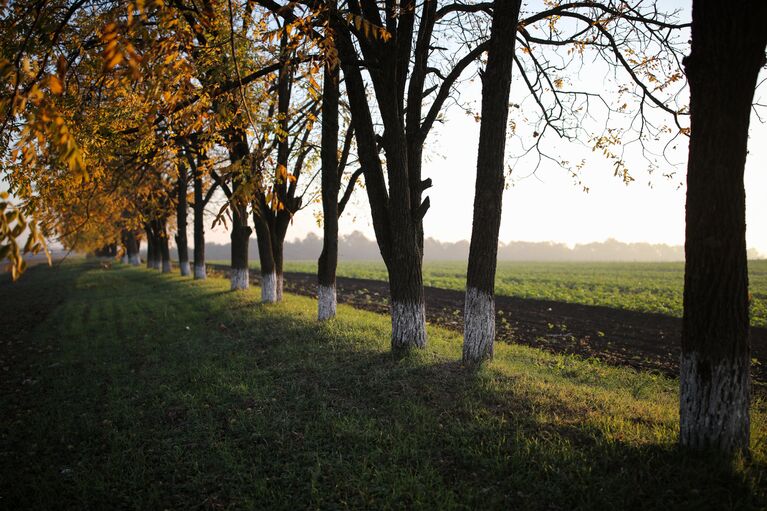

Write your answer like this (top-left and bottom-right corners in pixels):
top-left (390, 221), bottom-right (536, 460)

top-left (226, 260), bottom-right (767, 327)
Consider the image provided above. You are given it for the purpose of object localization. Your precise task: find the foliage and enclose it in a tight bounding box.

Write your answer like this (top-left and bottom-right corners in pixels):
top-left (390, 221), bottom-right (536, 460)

top-left (0, 192), bottom-right (48, 280)
top-left (1, 0), bottom-right (691, 279)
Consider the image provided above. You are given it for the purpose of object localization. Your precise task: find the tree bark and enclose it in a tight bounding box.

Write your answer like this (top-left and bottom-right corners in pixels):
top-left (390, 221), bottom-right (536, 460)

top-left (252, 202), bottom-right (277, 302)
top-left (271, 35), bottom-right (294, 304)
top-left (680, 0), bottom-right (767, 455)
top-left (193, 152), bottom-right (207, 280)
top-left (228, 131), bottom-right (252, 291)
top-left (145, 224), bottom-right (153, 269)
top-left (272, 230), bottom-right (285, 301)
top-left (317, 64), bottom-right (340, 321)
top-left (126, 230), bottom-right (141, 265)
top-left (157, 218), bottom-right (172, 274)
top-left (463, 0), bottom-right (522, 364)
top-left (175, 162), bottom-right (190, 277)
top-left (145, 223), bottom-right (161, 270)
top-left (388, 255), bottom-right (427, 350)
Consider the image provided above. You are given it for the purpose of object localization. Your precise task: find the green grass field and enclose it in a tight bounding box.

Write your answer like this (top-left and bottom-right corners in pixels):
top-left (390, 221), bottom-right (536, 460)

top-left (215, 259), bottom-right (767, 327)
top-left (1, 261), bottom-right (766, 509)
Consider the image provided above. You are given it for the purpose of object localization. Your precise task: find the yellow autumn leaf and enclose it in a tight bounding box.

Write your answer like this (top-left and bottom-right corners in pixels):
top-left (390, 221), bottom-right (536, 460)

top-left (49, 75), bottom-right (63, 94)
top-left (105, 51), bottom-right (124, 70)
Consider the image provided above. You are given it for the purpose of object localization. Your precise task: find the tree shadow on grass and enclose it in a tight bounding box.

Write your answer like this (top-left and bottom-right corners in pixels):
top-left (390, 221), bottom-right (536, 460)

top-left (212, 306), bottom-right (765, 510)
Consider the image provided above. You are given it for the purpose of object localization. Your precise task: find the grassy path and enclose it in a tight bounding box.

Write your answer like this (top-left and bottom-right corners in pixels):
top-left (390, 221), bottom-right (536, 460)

top-left (1, 262), bottom-right (765, 509)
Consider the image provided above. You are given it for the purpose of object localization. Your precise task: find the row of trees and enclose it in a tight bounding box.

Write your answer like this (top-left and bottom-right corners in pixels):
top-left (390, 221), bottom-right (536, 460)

top-left (2, 0), bottom-right (764, 456)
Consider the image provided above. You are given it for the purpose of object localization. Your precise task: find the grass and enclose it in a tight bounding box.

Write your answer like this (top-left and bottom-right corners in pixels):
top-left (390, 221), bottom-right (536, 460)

top-left (212, 259), bottom-right (767, 327)
top-left (1, 261), bottom-right (766, 509)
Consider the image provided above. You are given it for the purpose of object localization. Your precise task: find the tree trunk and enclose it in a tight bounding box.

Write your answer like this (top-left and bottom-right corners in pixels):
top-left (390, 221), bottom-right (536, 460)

top-left (253, 205), bottom-right (277, 302)
top-left (273, 234), bottom-right (285, 302)
top-left (247, 43), bottom-right (297, 304)
top-left (157, 219), bottom-right (172, 274)
top-left (145, 224), bottom-right (160, 270)
top-left (193, 154), bottom-right (207, 280)
top-left (388, 243), bottom-right (427, 350)
top-left (126, 230), bottom-right (141, 265)
top-left (680, 0), bottom-right (767, 455)
top-left (317, 64), bottom-right (340, 321)
top-left (334, 24), bottom-right (428, 351)
top-left (228, 131), bottom-right (252, 291)
top-left (463, 0), bottom-right (521, 364)
top-left (176, 163), bottom-right (190, 277)
top-left (230, 208), bottom-right (251, 290)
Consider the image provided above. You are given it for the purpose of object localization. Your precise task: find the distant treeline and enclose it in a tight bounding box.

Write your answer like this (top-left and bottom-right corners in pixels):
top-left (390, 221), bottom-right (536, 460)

top-left (178, 231), bottom-right (763, 262)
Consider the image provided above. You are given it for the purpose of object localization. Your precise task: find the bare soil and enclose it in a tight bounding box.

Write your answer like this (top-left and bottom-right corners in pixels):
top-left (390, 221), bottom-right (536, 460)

top-left (211, 266), bottom-right (767, 387)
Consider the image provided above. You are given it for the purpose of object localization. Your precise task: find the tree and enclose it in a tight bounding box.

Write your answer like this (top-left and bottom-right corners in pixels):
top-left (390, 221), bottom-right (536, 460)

top-left (175, 157), bottom-right (191, 276)
top-left (260, 0), bottom-right (491, 349)
top-left (248, 30), bottom-right (320, 303)
top-left (461, 1), bottom-right (688, 363)
top-left (316, 63), bottom-right (360, 320)
top-left (679, 0), bottom-right (767, 455)
top-left (182, 138), bottom-right (217, 280)
top-left (462, 0), bottom-right (522, 364)
top-left (223, 128), bottom-right (254, 290)
top-left (121, 227), bottom-right (142, 265)
top-left (317, 63), bottom-right (340, 319)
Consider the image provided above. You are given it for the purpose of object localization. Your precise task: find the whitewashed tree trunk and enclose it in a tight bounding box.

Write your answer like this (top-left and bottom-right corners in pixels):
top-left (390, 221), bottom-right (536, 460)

top-left (129, 254), bottom-right (141, 266)
top-left (679, 352), bottom-right (750, 452)
top-left (391, 301), bottom-right (427, 350)
top-left (317, 285), bottom-right (337, 321)
top-left (230, 268), bottom-right (249, 290)
top-left (276, 273), bottom-right (284, 302)
top-left (151, 259), bottom-right (161, 270)
top-left (261, 271), bottom-right (277, 303)
top-left (463, 287), bottom-right (495, 363)
top-left (194, 264), bottom-right (207, 280)
top-left (162, 260), bottom-right (172, 273)
top-left (179, 261), bottom-right (191, 277)
top-left (121, 255), bottom-right (128, 264)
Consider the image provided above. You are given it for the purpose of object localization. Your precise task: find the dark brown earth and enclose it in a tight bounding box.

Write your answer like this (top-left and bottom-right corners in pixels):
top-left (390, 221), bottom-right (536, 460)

top-left (210, 266), bottom-right (767, 388)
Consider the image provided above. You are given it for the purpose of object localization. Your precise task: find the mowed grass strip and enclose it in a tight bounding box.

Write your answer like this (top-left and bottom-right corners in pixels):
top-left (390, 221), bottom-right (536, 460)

top-left (243, 259), bottom-right (767, 327)
top-left (1, 262), bottom-right (766, 510)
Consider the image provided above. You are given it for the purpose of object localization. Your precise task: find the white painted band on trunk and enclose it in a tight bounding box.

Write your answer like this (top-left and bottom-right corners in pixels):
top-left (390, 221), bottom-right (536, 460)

top-left (230, 267), bottom-right (249, 290)
top-left (150, 258), bottom-right (161, 270)
top-left (179, 261), bottom-right (191, 277)
top-left (128, 254), bottom-right (141, 266)
top-left (162, 260), bottom-right (172, 273)
top-left (463, 287), bottom-right (495, 363)
top-left (261, 271), bottom-right (277, 303)
top-left (679, 352), bottom-right (750, 453)
top-left (194, 264), bottom-right (207, 280)
top-left (317, 285), bottom-right (337, 321)
top-left (391, 301), bottom-right (427, 349)
top-left (121, 255), bottom-right (128, 264)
